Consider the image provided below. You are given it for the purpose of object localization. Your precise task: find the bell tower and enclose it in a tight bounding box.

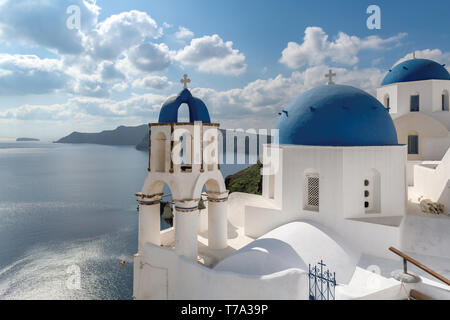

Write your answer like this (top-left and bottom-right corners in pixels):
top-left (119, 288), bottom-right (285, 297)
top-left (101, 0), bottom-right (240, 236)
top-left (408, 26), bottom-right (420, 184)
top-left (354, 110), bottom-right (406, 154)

top-left (135, 75), bottom-right (229, 262)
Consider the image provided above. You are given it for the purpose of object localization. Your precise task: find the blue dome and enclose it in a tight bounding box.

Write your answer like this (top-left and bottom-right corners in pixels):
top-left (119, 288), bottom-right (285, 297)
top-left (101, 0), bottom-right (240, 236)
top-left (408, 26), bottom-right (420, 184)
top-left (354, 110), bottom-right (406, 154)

top-left (276, 85), bottom-right (398, 146)
top-left (381, 58), bottom-right (450, 86)
top-left (158, 88), bottom-right (211, 123)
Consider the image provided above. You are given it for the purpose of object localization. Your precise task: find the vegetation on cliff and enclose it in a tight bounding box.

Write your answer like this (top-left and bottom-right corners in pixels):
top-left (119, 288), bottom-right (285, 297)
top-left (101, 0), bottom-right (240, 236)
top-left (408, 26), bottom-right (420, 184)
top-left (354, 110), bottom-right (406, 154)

top-left (225, 161), bottom-right (263, 195)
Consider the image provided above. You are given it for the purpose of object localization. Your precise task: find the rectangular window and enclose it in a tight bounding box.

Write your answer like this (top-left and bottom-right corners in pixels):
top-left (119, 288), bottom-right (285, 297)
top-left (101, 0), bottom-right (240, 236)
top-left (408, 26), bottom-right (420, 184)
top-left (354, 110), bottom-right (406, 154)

top-left (410, 95), bottom-right (420, 112)
top-left (443, 94), bottom-right (446, 111)
top-left (386, 97), bottom-right (390, 108)
top-left (305, 175), bottom-right (319, 211)
top-left (408, 135), bottom-right (419, 154)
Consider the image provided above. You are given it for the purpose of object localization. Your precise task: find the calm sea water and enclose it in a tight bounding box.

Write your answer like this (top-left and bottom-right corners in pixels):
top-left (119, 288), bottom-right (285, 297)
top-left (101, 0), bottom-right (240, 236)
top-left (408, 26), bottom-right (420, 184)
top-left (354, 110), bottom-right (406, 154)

top-left (0, 142), bottom-right (249, 300)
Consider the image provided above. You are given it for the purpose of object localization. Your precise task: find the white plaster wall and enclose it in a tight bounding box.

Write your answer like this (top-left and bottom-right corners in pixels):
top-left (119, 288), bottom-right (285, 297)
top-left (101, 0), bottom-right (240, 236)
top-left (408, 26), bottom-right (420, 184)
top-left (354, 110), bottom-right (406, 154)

top-left (393, 112), bottom-right (448, 161)
top-left (406, 161), bottom-right (422, 186)
top-left (377, 84), bottom-right (398, 113)
top-left (401, 215), bottom-right (450, 259)
top-left (228, 192), bottom-right (279, 228)
top-left (216, 221), bottom-right (361, 284)
top-left (135, 243), bottom-right (309, 300)
top-left (244, 145), bottom-right (406, 259)
top-left (421, 135), bottom-right (450, 160)
top-left (412, 148), bottom-right (450, 213)
top-left (378, 80), bottom-right (450, 128)
top-left (341, 146), bottom-right (406, 219)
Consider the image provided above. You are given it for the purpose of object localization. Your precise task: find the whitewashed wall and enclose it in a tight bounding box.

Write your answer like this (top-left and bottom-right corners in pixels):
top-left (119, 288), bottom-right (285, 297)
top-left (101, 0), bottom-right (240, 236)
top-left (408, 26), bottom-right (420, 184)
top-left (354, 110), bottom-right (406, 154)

top-left (134, 243), bottom-right (309, 300)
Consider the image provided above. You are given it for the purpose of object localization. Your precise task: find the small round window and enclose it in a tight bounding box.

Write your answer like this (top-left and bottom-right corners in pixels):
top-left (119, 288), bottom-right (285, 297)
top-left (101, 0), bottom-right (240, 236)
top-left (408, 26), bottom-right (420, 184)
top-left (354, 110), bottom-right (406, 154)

top-left (364, 201), bottom-right (369, 208)
top-left (364, 190), bottom-right (370, 197)
top-left (364, 180), bottom-right (369, 186)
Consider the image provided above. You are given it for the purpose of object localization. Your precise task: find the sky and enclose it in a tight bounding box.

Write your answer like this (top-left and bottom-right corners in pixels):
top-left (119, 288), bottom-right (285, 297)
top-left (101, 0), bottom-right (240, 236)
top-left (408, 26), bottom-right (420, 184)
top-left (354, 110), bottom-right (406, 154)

top-left (0, 0), bottom-right (449, 141)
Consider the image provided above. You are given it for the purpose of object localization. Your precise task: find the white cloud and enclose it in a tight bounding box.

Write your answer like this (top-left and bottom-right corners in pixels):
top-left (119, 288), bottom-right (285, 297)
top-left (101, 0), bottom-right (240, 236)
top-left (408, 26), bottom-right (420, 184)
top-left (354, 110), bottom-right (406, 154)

top-left (0, 63), bottom-right (387, 128)
top-left (0, 93), bottom-right (167, 121)
top-left (175, 34), bottom-right (247, 75)
top-left (191, 65), bottom-right (385, 129)
top-left (132, 76), bottom-right (172, 90)
top-left (0, 0), bottom-right (99, 54)
top-left (70, 74), bottom-right (110, 98)
top-left (175, 26), bottom-right (194, 40)
top-left (99, 61), bottom-right (126, 81)
top-left (0, 54), bottom-right (68, 95)
top-left (394, 49), bottom-right (450, 70)
top-left (87, 10), bottom-right (162, 61)
top-left (280, 26), bottom-right (406, 69)
top-left (112, 82), bottom-right (129, 92)
top-left (128, 43), bottom-right (173, 73)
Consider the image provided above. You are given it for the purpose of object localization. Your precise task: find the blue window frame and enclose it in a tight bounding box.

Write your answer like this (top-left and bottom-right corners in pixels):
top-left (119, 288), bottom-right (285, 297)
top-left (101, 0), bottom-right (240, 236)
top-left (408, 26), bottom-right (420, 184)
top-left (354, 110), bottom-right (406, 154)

top-left (408, 135), bottom-right (419, 154)
top-left (410, 95), bottom-right (419, 112)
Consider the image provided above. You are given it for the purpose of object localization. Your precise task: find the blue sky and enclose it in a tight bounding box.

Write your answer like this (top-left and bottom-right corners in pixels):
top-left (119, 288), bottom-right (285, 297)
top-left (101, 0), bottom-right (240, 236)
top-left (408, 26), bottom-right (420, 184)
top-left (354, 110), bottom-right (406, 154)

top-left (0, 0), bottom-right (449, 140)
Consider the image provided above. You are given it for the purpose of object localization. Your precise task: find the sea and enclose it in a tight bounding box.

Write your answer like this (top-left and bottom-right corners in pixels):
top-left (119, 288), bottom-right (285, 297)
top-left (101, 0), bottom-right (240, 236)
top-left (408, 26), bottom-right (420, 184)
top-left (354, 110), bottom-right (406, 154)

top-left (0, 141), bottom-right (250, 300)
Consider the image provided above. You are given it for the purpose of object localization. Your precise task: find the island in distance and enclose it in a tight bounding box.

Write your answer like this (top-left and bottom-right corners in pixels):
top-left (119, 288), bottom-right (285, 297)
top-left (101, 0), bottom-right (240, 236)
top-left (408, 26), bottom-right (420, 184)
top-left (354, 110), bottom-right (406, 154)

top-left (56, 124), bottom-right (272, 153)
top-left (55, 125), bottom-right (148, 147)
top-left (16, 137), bottom-right (40, 142)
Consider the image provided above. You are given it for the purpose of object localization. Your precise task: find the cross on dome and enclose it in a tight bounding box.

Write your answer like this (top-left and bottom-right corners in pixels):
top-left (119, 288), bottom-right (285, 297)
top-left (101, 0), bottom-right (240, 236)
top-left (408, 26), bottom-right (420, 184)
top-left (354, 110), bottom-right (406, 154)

top-left (181, 74), bottom-right (191, 89)
top-left (325, 69), bottom-right (336, 85)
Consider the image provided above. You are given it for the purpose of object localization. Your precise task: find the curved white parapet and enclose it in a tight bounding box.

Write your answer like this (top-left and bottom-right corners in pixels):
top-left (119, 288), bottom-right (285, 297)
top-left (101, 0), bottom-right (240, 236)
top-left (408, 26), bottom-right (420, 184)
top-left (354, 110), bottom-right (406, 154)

top-left (214, 220), bottom-right (361, 285)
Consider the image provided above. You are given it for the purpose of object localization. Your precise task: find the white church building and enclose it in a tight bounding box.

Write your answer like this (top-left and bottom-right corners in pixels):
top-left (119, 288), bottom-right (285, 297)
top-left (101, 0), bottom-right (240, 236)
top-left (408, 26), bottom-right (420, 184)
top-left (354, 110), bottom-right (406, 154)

top-left (133, 59), bottom-right (450, 300)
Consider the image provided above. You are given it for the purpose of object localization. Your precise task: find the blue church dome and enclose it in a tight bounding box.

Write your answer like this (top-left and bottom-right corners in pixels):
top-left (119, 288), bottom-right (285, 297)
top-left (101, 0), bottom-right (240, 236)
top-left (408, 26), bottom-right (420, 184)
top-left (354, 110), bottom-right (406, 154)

top-left (381, 58), bottom-right (450, 86)
top-left (158, 88), bottom-right (211, 123)
top-left (275, 85), bottom-right (398, 146)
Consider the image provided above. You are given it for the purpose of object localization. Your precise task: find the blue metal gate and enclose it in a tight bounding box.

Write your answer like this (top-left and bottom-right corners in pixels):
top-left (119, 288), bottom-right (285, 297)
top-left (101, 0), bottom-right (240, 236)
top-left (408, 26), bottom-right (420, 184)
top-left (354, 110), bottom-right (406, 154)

top-left (308, 260), bottom-right (336, 300)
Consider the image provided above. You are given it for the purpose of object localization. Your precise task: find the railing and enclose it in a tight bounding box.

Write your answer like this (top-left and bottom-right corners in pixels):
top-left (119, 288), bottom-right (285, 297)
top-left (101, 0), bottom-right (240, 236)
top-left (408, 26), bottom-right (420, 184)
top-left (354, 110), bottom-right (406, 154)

top-left (389, 247), bottom-right (450, 286)
top-left (308, 260), bottom-right (336, 300)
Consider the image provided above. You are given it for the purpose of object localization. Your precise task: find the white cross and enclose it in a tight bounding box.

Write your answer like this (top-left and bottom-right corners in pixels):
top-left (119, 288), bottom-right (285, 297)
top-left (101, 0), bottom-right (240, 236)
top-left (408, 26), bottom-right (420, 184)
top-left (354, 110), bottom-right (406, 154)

top-left (180, 74), bottom-right (191, 89)
top-left (325, 69), bottom-right (336, 85)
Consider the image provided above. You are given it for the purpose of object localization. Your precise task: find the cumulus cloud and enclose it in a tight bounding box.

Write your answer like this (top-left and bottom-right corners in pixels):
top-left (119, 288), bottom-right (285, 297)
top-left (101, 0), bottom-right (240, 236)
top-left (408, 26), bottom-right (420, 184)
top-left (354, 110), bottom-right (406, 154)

top-left (99, 61), bottom-right (126, 81)
top-left (280, 27), bottom-right (407, 69)
top-left (128, 43), bottom-right (173, 72)
top-left (0, 54), bottom-right (68, 95)
top-left (0, 0), bottom-right (99, 54)
top-left (394, 49), bottom-right (450, 70)
top-left (0, 93), bottom-right (167, 121)
top-left (191, 65), bottom-right (385, 129)
top-left (175, 26), bottom-right (194, 40)
top-left (132, 76), bottom-right (172, 90)
top-left (0, 61), bottom-right (387, 128)
top-left (71, 77), bottom-right (110, 98)
top-left (175, 35), bottom-right (247, 75)
top-left (87, 10), bottom-right (162, 61)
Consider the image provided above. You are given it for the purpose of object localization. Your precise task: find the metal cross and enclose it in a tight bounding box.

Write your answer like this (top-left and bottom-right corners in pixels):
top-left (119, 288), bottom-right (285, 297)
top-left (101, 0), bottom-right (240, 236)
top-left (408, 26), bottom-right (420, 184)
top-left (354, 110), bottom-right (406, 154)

top-left (180, 74), bottom-right (191, 89)
top-left (325, 69), bottom-right (336, 85)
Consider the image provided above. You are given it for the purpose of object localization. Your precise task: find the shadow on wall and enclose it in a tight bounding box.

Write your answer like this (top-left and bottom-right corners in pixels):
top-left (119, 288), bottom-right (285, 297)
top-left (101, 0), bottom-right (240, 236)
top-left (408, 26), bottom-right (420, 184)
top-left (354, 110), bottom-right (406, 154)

top-left (214, 238), bottom-right (307, 276)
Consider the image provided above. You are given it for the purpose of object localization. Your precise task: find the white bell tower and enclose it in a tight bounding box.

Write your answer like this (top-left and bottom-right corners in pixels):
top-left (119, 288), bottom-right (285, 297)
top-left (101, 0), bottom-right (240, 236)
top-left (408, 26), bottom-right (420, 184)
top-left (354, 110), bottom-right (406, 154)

top-left (135, 75), bottom-right (229, 265)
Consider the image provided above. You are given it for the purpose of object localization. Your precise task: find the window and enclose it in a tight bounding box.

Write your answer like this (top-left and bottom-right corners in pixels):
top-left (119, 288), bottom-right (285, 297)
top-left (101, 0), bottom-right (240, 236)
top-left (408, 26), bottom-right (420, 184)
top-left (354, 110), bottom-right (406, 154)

top-left (408, 135), bottom-right (419, 154)
top-left (384, 94), bottom-right (390, 109)
top-left (304, 173), bottom-right (319, 211)
top-left (364, 170), bottom-right (381, 214)
top-left (152, 131), bottom-right (167, 172)
top-left (410, 95), bottom-right (420, 112)
top-left (443, 90), bottom-right (449, 111)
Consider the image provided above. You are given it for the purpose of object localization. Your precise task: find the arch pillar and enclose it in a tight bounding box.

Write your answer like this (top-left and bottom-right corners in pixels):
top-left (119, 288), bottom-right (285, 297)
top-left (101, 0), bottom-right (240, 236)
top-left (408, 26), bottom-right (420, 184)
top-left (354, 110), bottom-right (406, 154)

top-left (136, 193), bottom-right (162, 251)
top-left (207, 191), bottom-right (229, 249)
top-left (174, 199), bottom-right (199, 261)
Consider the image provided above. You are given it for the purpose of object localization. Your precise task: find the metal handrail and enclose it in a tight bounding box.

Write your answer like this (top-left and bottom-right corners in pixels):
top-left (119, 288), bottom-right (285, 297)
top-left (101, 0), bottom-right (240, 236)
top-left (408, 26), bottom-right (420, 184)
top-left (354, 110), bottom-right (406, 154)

top-left (389, 247), bottom-right (450, 286)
